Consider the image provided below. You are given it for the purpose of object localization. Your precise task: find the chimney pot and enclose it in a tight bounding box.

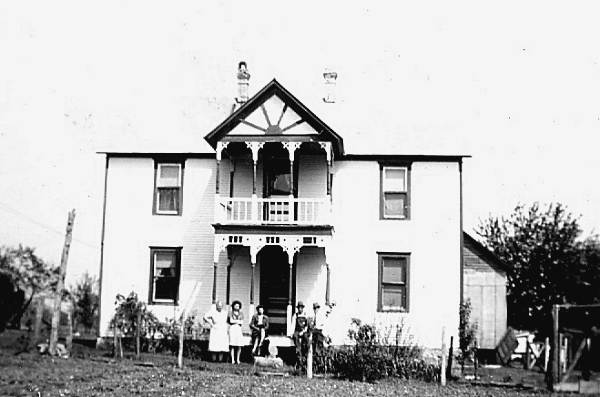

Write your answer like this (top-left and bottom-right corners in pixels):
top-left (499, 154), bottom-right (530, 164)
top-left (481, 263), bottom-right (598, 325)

top-left (322, 68), bottom-right (338, 103)
top-left (236, 61), bottom-right (251, 103)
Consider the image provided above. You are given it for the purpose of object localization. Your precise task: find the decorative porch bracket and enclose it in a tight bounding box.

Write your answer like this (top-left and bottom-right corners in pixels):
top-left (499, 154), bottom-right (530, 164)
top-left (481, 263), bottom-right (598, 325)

top-left (212, 233), bottom-right (331, 332)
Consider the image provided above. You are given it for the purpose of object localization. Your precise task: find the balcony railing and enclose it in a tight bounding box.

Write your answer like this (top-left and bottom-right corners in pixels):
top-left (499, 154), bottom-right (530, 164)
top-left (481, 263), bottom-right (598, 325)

top-left (215, 196), bottom-right (331, 225)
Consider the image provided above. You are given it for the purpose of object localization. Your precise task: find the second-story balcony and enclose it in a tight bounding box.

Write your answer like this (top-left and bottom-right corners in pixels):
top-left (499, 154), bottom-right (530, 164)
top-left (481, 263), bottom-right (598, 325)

top-left (212, 138), bottom-right (335, 228)
top-left (216, 196), bottom-right (331, 226)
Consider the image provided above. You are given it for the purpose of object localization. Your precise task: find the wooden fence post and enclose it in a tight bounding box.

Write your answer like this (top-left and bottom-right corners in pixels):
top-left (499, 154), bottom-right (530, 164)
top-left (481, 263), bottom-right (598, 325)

top-left (543, 337), bottom-right (550, 373)
top-left (178, 316), bottom-right (185, 369)
top-left (32, 298), bottom-right (43, 348)
top-left (551, 304), bottom-right (560, 388)
top-left (306, 332), bottom-right (313, 379)
top-left (440, 327), bottom-right (447, 386)
top-left (446, 336), bottom-right (454, 380)
top-left (525, 339), bottom-right (531, 370)
top-left (66, 308), bottom-right (73, 354)
top-left (49, 209), bottom-right (76, 356)
top-left (135, 311), bottom-right (141, 360)
top-left (113, 321), bottom-right (119, 359)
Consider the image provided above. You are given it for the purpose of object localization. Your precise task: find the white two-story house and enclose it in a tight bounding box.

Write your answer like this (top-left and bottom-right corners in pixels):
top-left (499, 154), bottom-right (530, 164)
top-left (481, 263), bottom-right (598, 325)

top-left (98, 70), bottom-right (466, 349)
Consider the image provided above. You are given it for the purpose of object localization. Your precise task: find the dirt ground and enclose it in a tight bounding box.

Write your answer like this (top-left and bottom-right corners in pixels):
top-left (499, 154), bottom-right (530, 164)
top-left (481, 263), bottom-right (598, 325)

top-left (0, 330), bottom-right (570, 397)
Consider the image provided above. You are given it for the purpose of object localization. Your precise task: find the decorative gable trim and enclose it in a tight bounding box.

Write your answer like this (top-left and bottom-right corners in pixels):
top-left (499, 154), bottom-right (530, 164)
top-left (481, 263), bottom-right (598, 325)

top-left (204, 79), bottom-right (344, 157)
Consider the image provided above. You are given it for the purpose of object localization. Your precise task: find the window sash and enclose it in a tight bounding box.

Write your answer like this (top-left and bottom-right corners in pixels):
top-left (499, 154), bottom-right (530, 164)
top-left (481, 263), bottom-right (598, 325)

top-left (157, 164), bottom-right (182, 188)
top-left (379, 253), bottom-right (409, 312)
top-left (382, 167), bottom-right (407, 192)
top-left (383, 192), bottom-right (407, 218)
top-left (151, 250), bottom-right (179, 303)
top-left (157, 187), bottom-right (180, 213)
top-left (381, 284), bottom-right (407, 311)
top-left (381, 166), bottom-right (409, 219)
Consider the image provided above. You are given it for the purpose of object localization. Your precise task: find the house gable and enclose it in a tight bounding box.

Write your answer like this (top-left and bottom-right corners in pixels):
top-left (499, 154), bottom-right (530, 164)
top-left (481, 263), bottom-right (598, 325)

top-left (204, 79), bottom-right (344, 157)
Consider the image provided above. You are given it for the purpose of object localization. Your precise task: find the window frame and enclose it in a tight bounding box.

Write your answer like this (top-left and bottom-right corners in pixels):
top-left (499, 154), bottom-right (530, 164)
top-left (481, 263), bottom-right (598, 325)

top-left (153, 161), bottom-right (184, 216)
top-left (377, 252), bottom-right (410, 313)
top-left (379, 163), bottom-right (411, 220)
top-left (148, 246), bottom-right (182, 305)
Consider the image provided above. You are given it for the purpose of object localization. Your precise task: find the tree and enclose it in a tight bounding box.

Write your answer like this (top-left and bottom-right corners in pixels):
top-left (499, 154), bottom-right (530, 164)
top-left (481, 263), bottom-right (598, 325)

top-left (0, 245), bottom-right (58, 331)
top-left (477, 202), bottom-right (592, 333)
top-left (69, 272), bottom-right (99, 333)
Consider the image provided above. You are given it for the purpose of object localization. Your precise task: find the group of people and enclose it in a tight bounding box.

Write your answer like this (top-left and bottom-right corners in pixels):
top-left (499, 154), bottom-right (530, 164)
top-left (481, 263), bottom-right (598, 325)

top-left (202, 299), bottom-right (330, 364)
top-left (203, 300), bottom-right (269, 364)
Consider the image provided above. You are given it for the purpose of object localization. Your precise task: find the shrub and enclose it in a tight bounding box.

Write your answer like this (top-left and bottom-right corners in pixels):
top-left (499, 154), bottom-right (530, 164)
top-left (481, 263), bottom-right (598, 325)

top-left (323, 318), bottom-right (440, 383)
top-left (458, 299), bottom-right (478, 371)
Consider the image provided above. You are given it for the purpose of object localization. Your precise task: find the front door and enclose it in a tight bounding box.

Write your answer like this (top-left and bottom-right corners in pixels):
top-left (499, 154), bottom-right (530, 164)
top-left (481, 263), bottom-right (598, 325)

top-left (259, 246), bottom-right (292, 335)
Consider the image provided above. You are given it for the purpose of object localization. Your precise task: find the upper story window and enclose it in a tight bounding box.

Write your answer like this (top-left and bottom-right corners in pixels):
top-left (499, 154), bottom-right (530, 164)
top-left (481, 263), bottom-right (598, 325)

top-left (154, 163), bottom-right (183, 215)
top-left (378, 253), bottom-right (409, 312)
top-left (380, 165), bottom-right (410, 219)
top-left (149, 247), bottom-right (181, 304)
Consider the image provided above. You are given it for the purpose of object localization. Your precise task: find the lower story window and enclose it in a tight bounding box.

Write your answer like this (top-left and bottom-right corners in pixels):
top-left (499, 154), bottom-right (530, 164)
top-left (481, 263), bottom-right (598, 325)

top-left (149, 247), bottom-right (181, 304)
top-left (378, 253), bottom-right (409, 312)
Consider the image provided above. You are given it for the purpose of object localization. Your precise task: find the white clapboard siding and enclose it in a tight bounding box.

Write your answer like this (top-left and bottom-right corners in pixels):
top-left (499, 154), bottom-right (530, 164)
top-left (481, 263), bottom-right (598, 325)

top-left (295, 247), bottom-right (327, 307)
top-left (100, 156), bottom-right (462, 349)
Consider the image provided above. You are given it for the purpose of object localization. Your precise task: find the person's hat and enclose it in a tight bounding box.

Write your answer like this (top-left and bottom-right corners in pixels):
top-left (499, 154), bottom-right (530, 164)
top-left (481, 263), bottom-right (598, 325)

top-left (296, 301), bottom-right (305, 307)
top-left (313, 302), bottom-right (321, 309)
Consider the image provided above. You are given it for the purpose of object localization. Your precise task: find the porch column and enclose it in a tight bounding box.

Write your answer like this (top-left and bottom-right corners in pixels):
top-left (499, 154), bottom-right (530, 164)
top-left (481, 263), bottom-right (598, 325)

top-left (215, 142), bottom-right (227, 222)
top-left (249, 246), bottom-right (259, 318)
top-left (283, 142), bottom-right (300, 222)
top-left (284, 246), bottom-right (297, 336)
top-left (246, 142), bottom-right (263, 222)
top-left (325, 263), bottom-right (331, 306)
top-left (212, 240), bottom-right (225, 306)
top-left (211, 262), bottom-right (218, 304)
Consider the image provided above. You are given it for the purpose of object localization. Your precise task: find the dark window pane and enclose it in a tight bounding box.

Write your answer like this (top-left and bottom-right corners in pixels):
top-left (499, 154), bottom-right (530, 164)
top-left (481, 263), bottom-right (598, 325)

top-left (155, 277), bottom-right (177, 300)
top-left (271, 173), bottom-right (291, 195)
top-left (158, 188), bottom-right (180, 212)
top-left (384, 192), bottom-right (406, 217)
top-left (382, 286), bottom-right (406, 310)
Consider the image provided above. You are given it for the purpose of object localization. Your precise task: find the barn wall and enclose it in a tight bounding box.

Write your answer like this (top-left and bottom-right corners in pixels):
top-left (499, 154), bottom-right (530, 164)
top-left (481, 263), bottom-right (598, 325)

top-left (463, 238), bottom-right (507, 349)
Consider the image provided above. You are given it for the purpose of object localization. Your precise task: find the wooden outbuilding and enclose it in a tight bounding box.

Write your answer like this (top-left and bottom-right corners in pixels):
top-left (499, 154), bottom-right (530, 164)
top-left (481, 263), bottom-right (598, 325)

top-left (463, 232), bottom-right (508, 351)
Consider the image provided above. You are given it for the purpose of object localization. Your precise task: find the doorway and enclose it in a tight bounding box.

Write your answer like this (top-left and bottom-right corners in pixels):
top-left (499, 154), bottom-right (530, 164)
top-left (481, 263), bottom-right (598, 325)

top-left (259, 246), bottom-right (293, 335)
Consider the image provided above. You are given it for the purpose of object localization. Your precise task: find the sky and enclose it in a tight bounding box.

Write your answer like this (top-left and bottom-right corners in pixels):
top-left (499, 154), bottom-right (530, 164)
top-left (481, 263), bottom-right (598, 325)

top-left (0, 1), bottom-right (599, 285)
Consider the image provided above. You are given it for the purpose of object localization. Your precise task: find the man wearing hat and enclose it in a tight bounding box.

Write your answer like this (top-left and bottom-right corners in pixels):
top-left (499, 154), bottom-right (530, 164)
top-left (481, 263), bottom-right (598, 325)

top-left (311, 302), bottom-right (327, 355)
top-left (291, 301), bottom-right (309, 360)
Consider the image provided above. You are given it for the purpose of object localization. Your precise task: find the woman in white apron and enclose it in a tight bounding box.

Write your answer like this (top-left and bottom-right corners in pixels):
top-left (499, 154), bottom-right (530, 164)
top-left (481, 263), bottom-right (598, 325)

top-left (203, 300), bottom-right (229, 362)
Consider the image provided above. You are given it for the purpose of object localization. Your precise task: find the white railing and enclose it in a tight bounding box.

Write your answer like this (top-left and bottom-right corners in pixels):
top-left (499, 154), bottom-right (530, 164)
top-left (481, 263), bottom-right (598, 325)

top-left (215, 196), bottom-right (331, 225)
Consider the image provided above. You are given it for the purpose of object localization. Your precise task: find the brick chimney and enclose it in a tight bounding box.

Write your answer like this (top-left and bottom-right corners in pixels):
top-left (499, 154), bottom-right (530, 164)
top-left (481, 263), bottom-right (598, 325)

top-left (236, 61), bottom-right (251, 103)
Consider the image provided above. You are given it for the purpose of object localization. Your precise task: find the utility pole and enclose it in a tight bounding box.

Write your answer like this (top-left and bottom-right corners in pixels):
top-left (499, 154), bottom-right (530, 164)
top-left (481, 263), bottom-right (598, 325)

top-left (49, 209), bottom-right (76, 356)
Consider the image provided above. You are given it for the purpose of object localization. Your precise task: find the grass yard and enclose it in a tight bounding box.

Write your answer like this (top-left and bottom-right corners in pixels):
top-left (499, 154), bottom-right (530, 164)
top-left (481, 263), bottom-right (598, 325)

top-left (0, 330), bottom-right (568, 396)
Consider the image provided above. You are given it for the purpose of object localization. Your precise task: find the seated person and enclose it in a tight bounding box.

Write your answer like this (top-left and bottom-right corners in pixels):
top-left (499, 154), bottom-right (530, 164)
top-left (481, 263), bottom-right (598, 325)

top-left (250, 305), bottom-right (269, 356)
